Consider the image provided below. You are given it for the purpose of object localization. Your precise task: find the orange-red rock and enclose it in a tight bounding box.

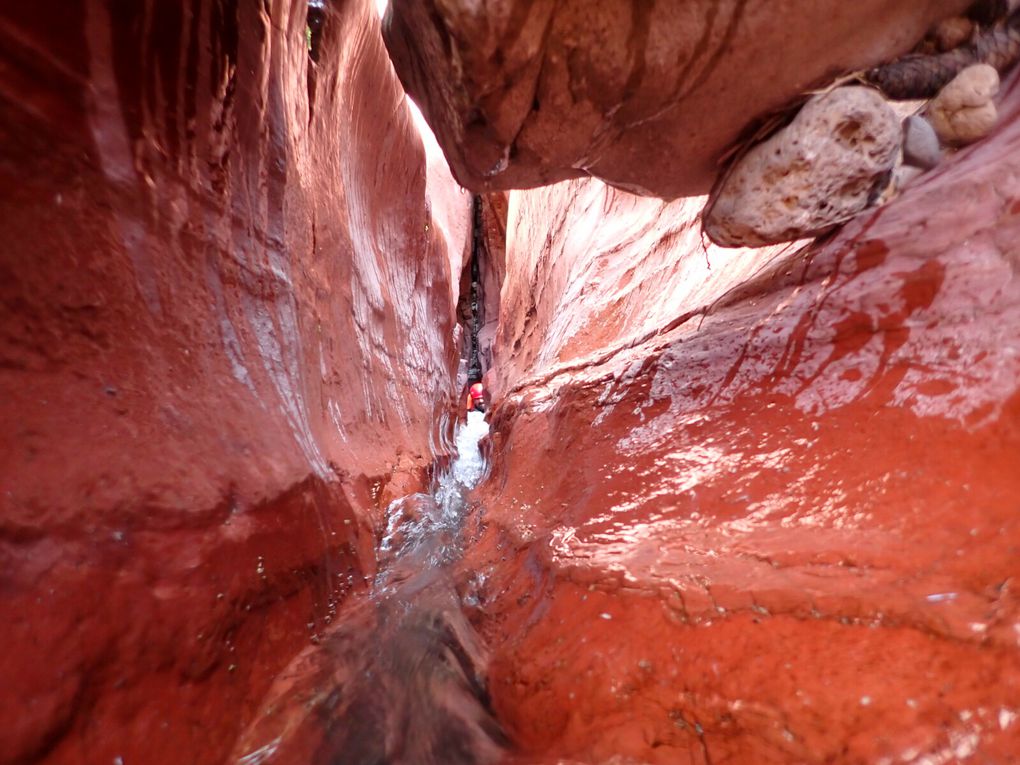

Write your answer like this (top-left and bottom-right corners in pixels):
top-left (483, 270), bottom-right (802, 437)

top-left (6, 0), bottom-right (1020, 762)
top-left (461, 70), bottom-right (1020, 763)
top-left (384, 0), bottom-right (970, 197)
top-left (0, 0), bottom-right (468, 762)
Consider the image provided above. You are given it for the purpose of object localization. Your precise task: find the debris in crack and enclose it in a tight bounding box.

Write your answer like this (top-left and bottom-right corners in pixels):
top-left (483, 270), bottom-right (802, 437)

top-left (866, 8), bottom-right (1020, 99)
top-left (927, 63), bottom-right (1001, 144)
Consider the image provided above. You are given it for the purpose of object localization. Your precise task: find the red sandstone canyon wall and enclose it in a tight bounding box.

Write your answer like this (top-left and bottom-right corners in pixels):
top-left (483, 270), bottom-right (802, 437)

top-left (6, 0), bottom-right (1020, 762)
top-left (461, 70), bottom-right (1020, 764)
top-left (0, 1), bottom-right (469, 763)
top-left (491, 184), bottom-right (804, 396)
top-left (383, 0), bottom-right (971, 197)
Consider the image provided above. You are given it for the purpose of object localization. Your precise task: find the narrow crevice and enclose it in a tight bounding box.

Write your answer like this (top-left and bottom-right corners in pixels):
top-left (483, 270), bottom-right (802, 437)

top-left (467, 195), bottom-right (484, 383)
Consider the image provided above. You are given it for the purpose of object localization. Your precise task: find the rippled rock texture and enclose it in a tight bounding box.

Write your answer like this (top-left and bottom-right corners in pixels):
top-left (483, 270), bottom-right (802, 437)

top-left (463, 71), bottom-right (1020, 763)
top-left (384, 0), bottom-right (970, 197)
top-left (0, 1), bottom-right (468, 762)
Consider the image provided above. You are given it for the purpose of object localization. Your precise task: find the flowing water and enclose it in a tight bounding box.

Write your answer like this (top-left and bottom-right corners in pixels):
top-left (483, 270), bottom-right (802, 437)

top-left (233, 411), bottom-right (505, 765)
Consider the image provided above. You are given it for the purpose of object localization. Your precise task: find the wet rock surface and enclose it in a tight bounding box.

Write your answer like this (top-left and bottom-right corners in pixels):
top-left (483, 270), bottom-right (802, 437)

top-left (704, 87), bottom-right (902, 247)
top-left (491, 181), bottom-right (801, 396)
top-left (462, 69), bottom-right (1020, 764)
top-left (0, 0), bottom-right (468, 762)
top-left (383, 0), bottom-right (969, 197)
top-left (233, 415), bottom-right (502, 765)
top-left (4, 0), bottom-right (1020, 763)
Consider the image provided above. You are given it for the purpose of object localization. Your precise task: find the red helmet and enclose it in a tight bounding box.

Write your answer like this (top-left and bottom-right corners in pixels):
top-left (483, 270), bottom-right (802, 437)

top-left (469, 383), bottom-right (484, 400)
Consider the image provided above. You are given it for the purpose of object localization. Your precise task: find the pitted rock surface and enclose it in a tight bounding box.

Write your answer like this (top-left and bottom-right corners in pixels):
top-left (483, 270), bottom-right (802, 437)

top-left (704, 87), bottom-right (901, 247)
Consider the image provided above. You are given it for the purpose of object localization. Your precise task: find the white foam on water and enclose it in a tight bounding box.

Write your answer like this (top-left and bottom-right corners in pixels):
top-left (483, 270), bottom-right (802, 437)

top-left (433, 410), bottom-right (489, 526)
top-left (451, 411), bottom-right (490, 488)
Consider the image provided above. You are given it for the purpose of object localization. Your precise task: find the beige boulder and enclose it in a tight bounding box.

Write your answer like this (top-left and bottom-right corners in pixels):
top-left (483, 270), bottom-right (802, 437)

top-left (927, 64), bottom-right (1000, 145)
top-left (704, 87), bottom-right (901, 248)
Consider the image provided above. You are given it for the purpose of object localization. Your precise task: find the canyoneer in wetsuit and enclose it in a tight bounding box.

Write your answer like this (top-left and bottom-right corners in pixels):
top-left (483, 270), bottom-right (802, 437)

top-left (466, 382), bottom-right (486, 414)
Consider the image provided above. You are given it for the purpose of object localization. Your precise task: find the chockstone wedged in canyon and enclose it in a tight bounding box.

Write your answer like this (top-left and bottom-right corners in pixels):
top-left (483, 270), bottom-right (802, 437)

top-left (1, 1), bottom-right (1019, 765)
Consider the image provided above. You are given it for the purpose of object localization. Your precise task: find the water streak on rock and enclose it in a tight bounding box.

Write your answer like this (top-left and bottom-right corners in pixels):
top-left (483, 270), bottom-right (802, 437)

top-left (232, 412), bottom-right (505, 765)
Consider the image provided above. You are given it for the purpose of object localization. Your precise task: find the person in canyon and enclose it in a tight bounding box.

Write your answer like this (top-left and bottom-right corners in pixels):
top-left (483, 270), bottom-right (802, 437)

top-left (466, 382), bottom-right (487, 414)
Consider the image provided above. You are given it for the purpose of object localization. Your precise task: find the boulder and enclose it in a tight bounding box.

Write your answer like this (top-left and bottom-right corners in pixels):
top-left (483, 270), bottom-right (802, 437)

top-left (703, 87), bottom-right (901, 247)
top-left (927, 63), bottom-right (1001, 144)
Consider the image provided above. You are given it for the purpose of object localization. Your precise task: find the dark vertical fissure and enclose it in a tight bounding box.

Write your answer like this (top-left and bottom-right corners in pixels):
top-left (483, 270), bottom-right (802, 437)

top-left (466, 194), bottom-right (484, 383)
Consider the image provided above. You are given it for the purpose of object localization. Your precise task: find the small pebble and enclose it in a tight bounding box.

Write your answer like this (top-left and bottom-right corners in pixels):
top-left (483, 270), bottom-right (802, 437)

top-left (902, 115), bottom-right (941, 169)
top-left (893, 164), bottom-right (924, 192)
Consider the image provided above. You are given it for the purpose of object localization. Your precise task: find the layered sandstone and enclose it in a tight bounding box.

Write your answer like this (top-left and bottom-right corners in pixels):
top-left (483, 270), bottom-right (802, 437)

top-left (462, 69), bottom-right (1020, 764)
top-left (0, 1), bottom-right (468, 762)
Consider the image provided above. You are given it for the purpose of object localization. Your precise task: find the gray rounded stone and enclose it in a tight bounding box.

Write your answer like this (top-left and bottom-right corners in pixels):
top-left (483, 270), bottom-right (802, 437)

top-left (902, 115), bottom-right (942, 170)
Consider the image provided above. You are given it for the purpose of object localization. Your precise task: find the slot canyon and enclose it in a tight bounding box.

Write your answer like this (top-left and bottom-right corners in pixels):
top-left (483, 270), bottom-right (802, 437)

top-left (1, 0), bottom-right (1019, 763)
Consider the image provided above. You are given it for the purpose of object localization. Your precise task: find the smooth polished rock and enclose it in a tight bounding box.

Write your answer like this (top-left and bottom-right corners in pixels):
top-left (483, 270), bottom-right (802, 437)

top-left (463, 69), bottom-right (1020, 765)
top-left (0, 0), bottom-right (469, 762)
top-left (902, 114), bottom-right (943, 168)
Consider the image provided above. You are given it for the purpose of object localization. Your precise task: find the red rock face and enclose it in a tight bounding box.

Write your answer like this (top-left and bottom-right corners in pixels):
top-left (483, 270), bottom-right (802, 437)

top-left (462, 73), bottom-right (1020, 762)
top-left (478, 192), bottom-right (509, 375)
top-left (7, 0), bottom-right (1020, 761)
top-left (491, 184), bottom-right (805, 397)
top-left (383, 0), bottom-right (971, 198)
top-left (0, 1), bottom-right (468, 762)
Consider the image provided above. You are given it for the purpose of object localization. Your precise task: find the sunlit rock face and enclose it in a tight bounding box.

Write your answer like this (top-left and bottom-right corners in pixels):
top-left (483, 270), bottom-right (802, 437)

top-left (383, 0), bottom-right (970, 198)
top-left (490, 183), bottom-right (803, 396)
top-left (0, 1), bottom-right (468, 762)
top-left (461, 71), bottom-right (1020, 764)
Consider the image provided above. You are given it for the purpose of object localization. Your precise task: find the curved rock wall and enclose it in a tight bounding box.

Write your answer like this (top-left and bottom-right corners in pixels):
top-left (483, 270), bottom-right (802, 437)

top-left (492, 182), bottom-right (804, 396)
top-left (463, 73), bottom-right (1020, 763)
top-left (384, 0), bottom-right (971, 197)
top-left (0, 1), bottom-right (468, 762)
